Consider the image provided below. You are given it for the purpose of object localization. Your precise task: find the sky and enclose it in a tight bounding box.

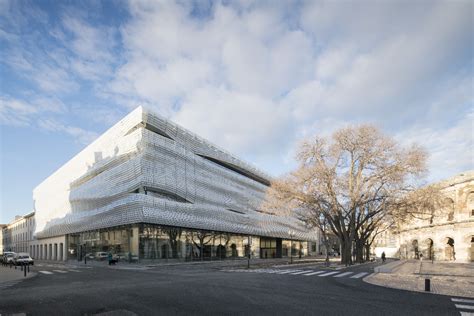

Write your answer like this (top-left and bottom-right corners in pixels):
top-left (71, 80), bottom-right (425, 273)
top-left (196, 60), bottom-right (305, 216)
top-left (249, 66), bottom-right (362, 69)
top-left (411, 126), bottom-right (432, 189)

top-left (0, 0), bottom-right (472, 223)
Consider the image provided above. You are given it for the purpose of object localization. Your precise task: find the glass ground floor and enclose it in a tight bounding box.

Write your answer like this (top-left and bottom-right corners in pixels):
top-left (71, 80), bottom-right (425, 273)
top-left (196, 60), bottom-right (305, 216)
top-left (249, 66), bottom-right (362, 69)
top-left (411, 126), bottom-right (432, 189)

top-left (66, 223), bottom-right (312, 263)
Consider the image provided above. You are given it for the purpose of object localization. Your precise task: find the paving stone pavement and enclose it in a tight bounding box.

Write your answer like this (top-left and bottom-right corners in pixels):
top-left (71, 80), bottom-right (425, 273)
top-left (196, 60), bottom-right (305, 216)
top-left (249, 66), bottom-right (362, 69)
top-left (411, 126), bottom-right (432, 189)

top-left (365, 260), bottom-right (474, 298)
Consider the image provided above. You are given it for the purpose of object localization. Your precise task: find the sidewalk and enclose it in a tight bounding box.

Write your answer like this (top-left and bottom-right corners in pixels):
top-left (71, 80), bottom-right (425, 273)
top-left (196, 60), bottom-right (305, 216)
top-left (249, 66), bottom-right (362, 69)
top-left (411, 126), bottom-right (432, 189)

top-left (0, 264), bottom-right (36, 283)
top-left (365, 260), bottom-right (474, 298)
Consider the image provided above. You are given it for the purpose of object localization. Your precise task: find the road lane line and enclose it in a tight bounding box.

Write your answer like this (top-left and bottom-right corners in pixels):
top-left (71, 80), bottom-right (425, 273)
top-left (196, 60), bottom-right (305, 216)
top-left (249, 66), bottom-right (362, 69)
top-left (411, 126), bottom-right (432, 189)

top-left (303, 271), bottom-right (325, 276)
top-left (318, 271), bottom-right (339, 277)
top-left (460, 312), bottom-right (474, 316)
top-left (291, 270), bottom-right (313, 275)
top-left (52, 270), bottom-right (68, 273)
top-left (39, 271), bottom-right (53, 274)
top-left (334, 272), bottom-right (353, 278)
top-left (351, 272), bottom-right (369, 278)
top-left (452, 298), bottom-right (474, 304)
top-left (67, 269), bottom-right (81, 272)
top-left (455, 304), bottom-right (474, 311)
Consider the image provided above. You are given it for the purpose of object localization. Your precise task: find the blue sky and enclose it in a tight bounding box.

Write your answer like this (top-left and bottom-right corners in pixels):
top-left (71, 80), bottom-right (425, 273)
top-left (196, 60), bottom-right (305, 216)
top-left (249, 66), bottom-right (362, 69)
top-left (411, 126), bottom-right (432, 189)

top-left (0, 0), bottom-right (472, 223)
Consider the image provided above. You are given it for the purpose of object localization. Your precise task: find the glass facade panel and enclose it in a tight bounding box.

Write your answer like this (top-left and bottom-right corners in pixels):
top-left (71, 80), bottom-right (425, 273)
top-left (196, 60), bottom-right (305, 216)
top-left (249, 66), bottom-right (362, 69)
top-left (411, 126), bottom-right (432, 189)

top-left (65, 224), bottom-right (310, 262)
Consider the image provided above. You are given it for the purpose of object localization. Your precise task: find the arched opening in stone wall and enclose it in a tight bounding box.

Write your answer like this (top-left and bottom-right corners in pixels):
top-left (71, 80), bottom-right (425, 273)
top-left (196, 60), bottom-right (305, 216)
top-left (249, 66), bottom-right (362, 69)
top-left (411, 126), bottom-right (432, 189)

top-left (467, 192), bottom-right (474, 217)
top-left (444, 237), bottom-right (455, 261)
top-left (470, 236), bottom-right (474, 262)
top-left (423, 238), bottom-right (434, 260)
top-left (444, 198), bottom-right (454, 221)
top-left (412, 240), bottom-right (419, 259)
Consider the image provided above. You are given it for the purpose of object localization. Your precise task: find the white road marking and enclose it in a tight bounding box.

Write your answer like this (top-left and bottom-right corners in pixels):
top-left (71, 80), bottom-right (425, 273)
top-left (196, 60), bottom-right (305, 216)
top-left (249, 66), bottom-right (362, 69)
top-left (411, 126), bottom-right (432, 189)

top-left (456, 304), bottom-right (474, 311)
top-left (452, 298), bottom-right (474, 304)
top-left (334, 272), bottom-right (353, 278)
top-left (52, 270), bottom-right (68, 273)
top-left (67, 269), bottom-right (81, 272)
top-left (303, 271), bottom-right (325, 276)
top-left (291, 270), bottom-right (313, 275)
top-left (39, 271), bottom-right (53, 274)
top-left (350, 272), bottom-right (369, 279)
top-left (318, 271), bottom-right (339, 277)
top-left (460, 312), bottom-right (474, 316)
top-left (276, 270), bottom-right (299, 274)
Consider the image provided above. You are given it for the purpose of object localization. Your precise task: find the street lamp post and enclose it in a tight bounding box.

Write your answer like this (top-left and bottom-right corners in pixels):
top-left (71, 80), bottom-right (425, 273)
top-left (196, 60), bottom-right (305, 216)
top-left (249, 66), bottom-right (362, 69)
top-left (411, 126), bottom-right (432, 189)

top-left (288, 230), bottom-right (295, 264)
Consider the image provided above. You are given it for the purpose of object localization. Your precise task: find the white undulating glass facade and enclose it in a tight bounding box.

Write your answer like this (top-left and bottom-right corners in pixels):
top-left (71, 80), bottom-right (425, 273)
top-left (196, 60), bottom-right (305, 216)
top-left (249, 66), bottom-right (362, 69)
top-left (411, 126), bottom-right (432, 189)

top-left (32, 106), bottom-right (317, 261)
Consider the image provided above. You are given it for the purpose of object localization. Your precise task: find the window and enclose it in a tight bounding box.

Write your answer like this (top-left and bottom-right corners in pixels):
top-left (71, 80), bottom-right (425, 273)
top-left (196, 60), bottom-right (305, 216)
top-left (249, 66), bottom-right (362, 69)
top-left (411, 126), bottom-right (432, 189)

top-left (196, 154), bottom-right (270, 186)
top-left (227, 209), bottom-right (245, 215)
top-left (138, 186), bottom-right (192, 204)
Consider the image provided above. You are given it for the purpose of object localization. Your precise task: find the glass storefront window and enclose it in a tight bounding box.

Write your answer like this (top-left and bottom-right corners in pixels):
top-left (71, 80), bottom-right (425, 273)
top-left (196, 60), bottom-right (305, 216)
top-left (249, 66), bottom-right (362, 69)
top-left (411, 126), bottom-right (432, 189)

top-left (65, 224), bottom-right (310, 262)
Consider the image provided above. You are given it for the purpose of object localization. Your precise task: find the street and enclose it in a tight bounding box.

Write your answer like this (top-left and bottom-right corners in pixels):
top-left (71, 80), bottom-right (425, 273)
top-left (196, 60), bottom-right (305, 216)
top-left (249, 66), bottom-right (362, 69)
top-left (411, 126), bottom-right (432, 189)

top-left (0, 261), bottom-right (462, 315)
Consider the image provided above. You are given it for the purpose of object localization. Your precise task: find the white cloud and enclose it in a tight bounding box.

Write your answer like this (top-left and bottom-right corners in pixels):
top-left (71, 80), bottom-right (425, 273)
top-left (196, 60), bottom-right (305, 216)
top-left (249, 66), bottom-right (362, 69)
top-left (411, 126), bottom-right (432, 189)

top-left (37, 118), bottom-right (99, 145)
top-left (396, 111), bottom-right (474, 182)
top-left (0, 95), bottom-right (66, 126)
top-left (173, 86), bottom-right (291, 155)
top-left (1, 0), bottom-right (471, 181)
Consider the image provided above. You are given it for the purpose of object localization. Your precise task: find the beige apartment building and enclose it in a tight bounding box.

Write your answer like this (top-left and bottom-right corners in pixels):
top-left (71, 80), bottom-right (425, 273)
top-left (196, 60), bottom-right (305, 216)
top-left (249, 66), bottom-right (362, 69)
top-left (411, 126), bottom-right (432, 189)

top-left (1, 211), bottom-right (36, 254)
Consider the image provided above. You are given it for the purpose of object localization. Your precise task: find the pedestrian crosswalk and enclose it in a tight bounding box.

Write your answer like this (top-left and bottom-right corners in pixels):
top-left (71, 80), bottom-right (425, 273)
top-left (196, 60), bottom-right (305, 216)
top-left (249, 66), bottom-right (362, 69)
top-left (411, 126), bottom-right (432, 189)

top-left (226, 268), bottom-right (369, 279)
top-left (452, 297), bottom-right (474, 316)
top-left (38, 269), bottom-right (81, 275)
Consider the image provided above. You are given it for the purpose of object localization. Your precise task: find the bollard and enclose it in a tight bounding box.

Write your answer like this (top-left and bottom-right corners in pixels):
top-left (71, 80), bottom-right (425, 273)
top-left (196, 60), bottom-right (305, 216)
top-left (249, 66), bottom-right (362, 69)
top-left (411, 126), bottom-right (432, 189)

top-left (424, 278), bottom-right (430, 292)
top-left (27, 265), bottom-right (30, 273)
top-left (24, 263), bottom-right (27, 277)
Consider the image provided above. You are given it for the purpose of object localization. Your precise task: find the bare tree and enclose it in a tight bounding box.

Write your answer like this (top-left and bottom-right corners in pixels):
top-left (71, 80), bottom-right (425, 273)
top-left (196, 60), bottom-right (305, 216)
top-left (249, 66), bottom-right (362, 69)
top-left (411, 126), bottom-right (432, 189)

top-left (263, 125), bottom-right (428, 265)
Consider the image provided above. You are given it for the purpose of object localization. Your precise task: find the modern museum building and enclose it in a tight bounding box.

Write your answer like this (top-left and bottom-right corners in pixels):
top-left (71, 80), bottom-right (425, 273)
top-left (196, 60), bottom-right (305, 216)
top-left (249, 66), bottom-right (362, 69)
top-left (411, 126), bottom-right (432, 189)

top-left (29, 107), bottom-right (318, 262)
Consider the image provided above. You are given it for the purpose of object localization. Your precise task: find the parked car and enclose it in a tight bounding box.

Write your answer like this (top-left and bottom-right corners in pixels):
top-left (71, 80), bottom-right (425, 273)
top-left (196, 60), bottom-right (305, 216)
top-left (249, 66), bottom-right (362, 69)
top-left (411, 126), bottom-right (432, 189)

top-left (2, 252), bottom-right (16, 264)
top-left (85, 253), bottom-right (95, 259)
top-left (95, 252), bottom-right (108, 260)
top-left (13, 253), bottom-right (34, 265)
top-left (112, 253), bottom-right (126, 261)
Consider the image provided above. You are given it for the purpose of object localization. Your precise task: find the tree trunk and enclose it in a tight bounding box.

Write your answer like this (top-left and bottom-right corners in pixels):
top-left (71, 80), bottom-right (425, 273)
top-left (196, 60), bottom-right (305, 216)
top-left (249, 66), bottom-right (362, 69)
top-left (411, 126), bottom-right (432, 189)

top-left (365, 243), bottom-right (371, 261)
top-left (340, 236), bottom-right (352, 266)
top-left (355, 238), bottom-right (365, 263)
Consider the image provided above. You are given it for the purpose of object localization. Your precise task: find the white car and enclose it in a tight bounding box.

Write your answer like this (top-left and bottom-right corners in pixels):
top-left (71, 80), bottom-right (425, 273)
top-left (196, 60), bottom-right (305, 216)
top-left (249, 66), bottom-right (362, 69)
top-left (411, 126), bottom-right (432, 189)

top-left (95, 252), bottom-right (109, 260)
top-left (2, 252), bottom-right (16, 264)
top-left (13, 253), bottom-right (34, 265)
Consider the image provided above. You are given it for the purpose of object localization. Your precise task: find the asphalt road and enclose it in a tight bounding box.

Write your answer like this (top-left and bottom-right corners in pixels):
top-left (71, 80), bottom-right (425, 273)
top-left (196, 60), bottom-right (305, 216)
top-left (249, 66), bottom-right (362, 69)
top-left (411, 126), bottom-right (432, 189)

top-left (0, 261), bottom-right (460, 315)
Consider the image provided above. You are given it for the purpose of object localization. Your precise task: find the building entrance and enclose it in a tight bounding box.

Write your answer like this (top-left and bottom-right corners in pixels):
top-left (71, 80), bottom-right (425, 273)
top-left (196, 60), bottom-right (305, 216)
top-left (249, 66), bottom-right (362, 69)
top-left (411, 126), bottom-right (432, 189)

top-left (260, 238), bottom-right (282, 258)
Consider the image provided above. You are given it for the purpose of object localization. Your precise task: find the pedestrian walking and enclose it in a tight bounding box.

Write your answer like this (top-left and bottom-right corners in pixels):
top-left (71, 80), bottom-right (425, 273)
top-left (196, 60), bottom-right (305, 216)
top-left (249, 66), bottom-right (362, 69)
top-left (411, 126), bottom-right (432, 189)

top-left (381, 251), bottom-right (386, 263)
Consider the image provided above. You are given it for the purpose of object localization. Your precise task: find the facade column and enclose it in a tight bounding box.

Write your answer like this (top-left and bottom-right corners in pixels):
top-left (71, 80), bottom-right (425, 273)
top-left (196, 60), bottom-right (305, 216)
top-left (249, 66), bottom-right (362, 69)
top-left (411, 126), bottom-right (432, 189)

top-left (59, 243), bottom-right (64, 261)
